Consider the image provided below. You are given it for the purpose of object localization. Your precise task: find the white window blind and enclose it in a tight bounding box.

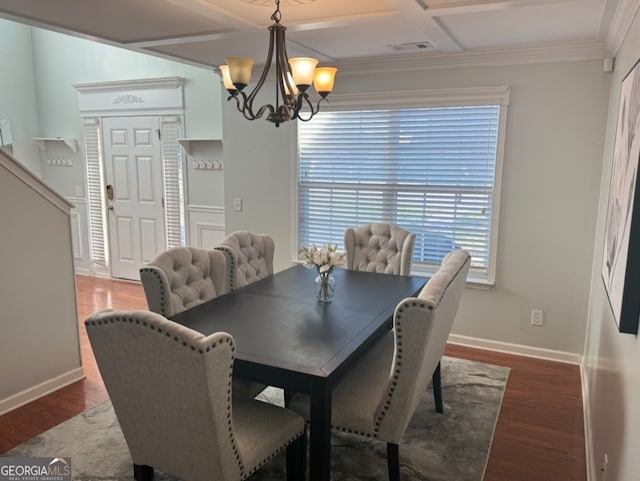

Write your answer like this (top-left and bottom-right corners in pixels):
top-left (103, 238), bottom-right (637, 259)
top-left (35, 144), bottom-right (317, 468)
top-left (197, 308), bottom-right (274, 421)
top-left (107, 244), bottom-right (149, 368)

top-left (82, 117), bottom-right (107, 268)
top-left (160, 116), bottom-right (185, 248)
top-left (297, 104), bottom-right (502, 282)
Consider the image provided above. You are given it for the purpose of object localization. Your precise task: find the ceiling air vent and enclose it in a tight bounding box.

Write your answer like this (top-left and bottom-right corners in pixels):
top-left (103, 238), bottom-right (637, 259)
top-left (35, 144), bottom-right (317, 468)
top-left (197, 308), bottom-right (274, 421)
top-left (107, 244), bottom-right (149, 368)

top-left (388, 41), bottom-right (434, 52)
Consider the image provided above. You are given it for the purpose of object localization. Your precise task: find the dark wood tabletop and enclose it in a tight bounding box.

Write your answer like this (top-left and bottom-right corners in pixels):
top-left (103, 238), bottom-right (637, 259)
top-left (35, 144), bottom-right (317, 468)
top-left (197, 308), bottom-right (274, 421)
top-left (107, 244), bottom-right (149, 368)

top-left (171, 264), bottom-right (427, 481)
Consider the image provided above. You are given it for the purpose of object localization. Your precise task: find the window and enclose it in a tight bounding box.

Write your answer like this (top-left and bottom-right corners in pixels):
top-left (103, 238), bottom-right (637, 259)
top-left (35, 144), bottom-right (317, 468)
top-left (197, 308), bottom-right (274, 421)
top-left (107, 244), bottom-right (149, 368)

top-left (296, 88), bottom-right (508, 284)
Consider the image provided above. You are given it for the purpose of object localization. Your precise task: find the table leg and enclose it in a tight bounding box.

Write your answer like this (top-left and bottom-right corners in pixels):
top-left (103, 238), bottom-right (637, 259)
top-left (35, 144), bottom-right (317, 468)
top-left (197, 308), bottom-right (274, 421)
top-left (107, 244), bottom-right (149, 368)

top-left (309, 380), bottom-right (331, 481)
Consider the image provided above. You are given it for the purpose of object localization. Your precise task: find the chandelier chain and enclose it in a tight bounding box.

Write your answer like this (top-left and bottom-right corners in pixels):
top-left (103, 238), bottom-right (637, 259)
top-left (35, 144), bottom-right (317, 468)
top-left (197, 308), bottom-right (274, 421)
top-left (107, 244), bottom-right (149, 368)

top-left (271, 0), bottom-right (281, 23)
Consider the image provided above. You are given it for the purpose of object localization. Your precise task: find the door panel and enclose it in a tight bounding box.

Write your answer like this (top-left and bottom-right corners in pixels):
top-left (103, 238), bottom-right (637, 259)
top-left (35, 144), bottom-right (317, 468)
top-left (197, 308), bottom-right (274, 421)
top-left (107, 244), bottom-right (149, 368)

top-left (103, 116), bottom-right (164, 280)
top-left (113, 156), bottom-right (131, 200)
top-left (116, 216), bottom-right (134, 261)
top-left (136, 156), bottom-right (155, 202)
top-left (140, 217), bottom-right (160, 264)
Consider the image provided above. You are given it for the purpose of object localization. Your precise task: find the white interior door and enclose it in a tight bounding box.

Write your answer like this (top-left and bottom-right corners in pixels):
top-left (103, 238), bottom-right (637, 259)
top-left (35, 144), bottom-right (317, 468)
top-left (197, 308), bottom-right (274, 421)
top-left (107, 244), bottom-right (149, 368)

top-left (103, 116), bottom-right (165, 280)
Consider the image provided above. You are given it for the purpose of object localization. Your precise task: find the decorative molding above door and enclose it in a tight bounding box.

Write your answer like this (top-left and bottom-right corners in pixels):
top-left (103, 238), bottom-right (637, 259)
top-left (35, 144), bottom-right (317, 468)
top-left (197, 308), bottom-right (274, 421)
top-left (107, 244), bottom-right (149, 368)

top-left (74, 77), bottom-right (184, 117)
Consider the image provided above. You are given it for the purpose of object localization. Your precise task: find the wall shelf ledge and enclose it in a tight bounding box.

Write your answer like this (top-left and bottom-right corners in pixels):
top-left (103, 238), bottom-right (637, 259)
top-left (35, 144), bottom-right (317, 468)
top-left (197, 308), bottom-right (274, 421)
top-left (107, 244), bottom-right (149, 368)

top-left (33, 137), bottom-right (78, 153)
top-left (178, 138), bottom-right (221, 155)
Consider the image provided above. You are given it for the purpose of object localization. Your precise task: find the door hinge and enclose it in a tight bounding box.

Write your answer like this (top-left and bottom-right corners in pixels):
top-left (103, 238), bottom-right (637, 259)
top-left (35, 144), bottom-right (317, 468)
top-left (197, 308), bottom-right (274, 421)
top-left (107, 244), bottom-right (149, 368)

top-left (156, 129), bottom-right (161, 140)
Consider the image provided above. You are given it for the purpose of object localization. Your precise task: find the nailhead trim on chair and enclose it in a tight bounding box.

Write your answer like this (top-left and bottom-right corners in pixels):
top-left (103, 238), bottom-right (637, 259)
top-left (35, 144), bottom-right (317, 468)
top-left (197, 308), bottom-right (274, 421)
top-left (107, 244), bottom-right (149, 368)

top-left (140, 268), bottom-right (169, 315)
top-left (228, 250), bottom-right (237, 291)
top-left (85, 315), bottom-right (246, 477)
top-left (371, 301), bottom-right (422, 438)
top-left (370, 253), bottom-right (470, 436)
top-left (215, 246), bottom-right (237, 292)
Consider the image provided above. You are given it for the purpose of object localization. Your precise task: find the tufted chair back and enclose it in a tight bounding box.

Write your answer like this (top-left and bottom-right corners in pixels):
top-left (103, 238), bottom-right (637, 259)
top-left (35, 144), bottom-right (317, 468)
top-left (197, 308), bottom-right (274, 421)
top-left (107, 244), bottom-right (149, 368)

top-left (215, 231), bottom-right (275, 291)
top-left (139, 247), bottom-right (227, 317)
top-left (85, 309), bottom-right (306, 481)
top-left (344, 223), bottom-right (416, 276)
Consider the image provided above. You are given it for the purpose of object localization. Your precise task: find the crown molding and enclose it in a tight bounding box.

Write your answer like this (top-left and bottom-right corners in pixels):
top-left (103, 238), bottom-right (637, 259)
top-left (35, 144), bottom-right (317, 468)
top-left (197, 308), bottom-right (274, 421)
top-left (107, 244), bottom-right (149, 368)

top-left (327, 86), bottom-right (510, 109)
top-left (607, 0), bottom-right (640, 56)
top-left (332, 41), bottom-right (612, 76)
top-left (73, 76), bottom-right (184, 94)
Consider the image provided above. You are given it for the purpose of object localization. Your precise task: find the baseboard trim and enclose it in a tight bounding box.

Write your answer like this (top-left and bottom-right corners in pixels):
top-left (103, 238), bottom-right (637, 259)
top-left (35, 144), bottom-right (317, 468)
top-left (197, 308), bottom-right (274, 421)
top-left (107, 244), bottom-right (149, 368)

top-left (448, 334), bottom-right (582, 365)
top-left (74, 267), bottom-right (91, 276)
top-left (0, 367), bottom-right (85, 416)
top-left (581, 363), bottom-right (596, 481)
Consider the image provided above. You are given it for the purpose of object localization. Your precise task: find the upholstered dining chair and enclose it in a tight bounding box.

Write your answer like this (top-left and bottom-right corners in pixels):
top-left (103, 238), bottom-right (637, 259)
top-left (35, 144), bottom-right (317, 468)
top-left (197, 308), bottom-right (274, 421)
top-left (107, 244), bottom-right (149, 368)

top-left (139, 246), bottom-right (227, 317)
top-left (85, 309), bottom-right (307, 481)
top-left (215, 231), bottom-right (275, 291)
top-left (289, 249), bottom-right (471, 481)
top-left (344, 223), bottom-right (416, 276)
top-left (140, 246), bottom-right (265, 399)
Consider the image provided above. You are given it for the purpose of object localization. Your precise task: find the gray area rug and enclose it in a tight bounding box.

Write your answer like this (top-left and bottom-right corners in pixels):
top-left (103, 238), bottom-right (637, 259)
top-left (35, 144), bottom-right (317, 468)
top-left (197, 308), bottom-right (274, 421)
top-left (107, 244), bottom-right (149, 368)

top-left (8, 356), bottom-right (508, 481)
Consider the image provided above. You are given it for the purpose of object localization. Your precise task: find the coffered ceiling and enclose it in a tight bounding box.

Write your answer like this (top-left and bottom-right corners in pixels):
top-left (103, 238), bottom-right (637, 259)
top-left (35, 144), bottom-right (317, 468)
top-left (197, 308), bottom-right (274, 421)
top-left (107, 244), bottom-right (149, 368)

top-left (0, 0), bottom-right (623, 69)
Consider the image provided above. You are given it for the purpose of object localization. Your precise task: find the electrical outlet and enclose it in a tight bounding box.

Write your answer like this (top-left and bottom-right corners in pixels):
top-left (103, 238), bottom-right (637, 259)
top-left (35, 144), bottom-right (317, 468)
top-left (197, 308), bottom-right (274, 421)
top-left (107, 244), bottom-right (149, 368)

top-left (531, 309), bottom-right (544, 326)
top-left (233, 198), bottom-right (242, 212)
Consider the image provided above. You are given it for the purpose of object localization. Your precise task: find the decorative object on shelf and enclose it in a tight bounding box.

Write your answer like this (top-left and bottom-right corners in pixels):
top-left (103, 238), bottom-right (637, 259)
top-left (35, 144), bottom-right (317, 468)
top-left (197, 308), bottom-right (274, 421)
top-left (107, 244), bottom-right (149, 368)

top-left (192, 160), bottom-right (224, 170)
top-left (47, 156), bottom-right (73, 167)
top-left (219, 0), bottom-right (337, 127)
top-left (299, 243), bottom-right (345, 303)
top-left (602, 57), bottom-right (640, 335)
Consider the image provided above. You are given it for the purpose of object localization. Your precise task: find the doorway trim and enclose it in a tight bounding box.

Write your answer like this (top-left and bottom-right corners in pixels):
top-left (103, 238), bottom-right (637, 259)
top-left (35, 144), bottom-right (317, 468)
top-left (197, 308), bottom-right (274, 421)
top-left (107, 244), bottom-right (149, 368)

top-left (74, 77), bottom-right (186, 277)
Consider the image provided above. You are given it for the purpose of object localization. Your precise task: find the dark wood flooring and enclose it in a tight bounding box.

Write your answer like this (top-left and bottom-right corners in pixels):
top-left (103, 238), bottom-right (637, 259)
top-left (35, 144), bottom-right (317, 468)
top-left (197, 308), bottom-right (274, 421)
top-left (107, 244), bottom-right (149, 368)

top-left (0, 275), bottom-right (586, 481)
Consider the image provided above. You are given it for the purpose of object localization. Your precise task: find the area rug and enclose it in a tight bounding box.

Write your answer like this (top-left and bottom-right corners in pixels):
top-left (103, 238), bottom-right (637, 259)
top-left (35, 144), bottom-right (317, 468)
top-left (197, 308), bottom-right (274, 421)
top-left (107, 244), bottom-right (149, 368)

top-left (7, 356), bottom-right (509, 481)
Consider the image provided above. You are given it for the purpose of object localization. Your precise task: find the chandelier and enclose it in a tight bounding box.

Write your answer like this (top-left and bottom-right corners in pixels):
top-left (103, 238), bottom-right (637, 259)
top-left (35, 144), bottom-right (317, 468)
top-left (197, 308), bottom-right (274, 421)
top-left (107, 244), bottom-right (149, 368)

top-left (219, 0), bottom-right (337, 127)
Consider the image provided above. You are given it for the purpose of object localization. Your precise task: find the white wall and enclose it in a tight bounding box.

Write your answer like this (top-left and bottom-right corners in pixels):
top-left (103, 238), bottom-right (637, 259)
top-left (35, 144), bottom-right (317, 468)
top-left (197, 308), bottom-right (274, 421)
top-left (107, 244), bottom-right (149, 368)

top-left (583, 9), bottom-right (640, 481)
top-left (0, 19), bottom-right (43, 175)
top-left (223, 59), bottom-right (611, 357)
top-left (30, 28), bottom-right (223, 204)
top-left (23, 28), bottom-right (229, 267)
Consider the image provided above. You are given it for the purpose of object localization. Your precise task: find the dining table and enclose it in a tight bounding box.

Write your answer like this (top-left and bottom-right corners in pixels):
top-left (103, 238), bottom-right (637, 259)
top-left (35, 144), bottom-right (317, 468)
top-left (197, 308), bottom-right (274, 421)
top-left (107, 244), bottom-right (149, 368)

top-left (170, 264), bottom-right (427, 481)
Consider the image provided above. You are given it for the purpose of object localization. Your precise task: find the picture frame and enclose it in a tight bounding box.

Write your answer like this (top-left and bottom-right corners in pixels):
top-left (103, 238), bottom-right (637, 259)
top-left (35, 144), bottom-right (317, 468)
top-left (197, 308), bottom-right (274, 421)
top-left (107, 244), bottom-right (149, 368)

top-left (602, 58), bottom-right (640, 335)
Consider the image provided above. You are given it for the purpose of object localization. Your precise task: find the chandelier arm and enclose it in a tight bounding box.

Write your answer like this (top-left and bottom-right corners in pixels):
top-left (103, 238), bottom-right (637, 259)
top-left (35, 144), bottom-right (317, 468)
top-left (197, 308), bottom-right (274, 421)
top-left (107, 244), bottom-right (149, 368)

top-left (242, 24), bottom-right (280, 120)
top-left (228, 91), bottom-right (244, 113)
top-left (276, 26), bottom-right (296, 121)
top-left (295, 95), bottom-right (328, 122)
top-left (248, 103), bottom-right (276, 121)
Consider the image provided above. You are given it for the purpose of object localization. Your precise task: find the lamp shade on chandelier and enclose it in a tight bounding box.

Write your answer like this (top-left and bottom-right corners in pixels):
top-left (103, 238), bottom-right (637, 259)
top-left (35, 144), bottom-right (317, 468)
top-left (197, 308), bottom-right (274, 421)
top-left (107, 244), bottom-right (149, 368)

top-left (219, 0), bottom-right (337, 127)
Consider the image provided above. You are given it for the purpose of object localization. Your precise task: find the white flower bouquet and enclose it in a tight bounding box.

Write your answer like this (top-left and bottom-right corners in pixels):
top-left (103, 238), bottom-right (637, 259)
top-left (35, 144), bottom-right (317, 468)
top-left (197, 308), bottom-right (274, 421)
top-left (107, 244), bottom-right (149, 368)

top-left (299, 243), bottom-right (345, 274)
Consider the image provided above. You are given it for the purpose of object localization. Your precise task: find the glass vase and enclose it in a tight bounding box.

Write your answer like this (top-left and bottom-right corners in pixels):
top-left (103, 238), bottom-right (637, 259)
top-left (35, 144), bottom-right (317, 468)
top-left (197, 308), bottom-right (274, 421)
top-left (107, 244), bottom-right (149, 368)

top-left (315, 271), bottom-right (336, 303)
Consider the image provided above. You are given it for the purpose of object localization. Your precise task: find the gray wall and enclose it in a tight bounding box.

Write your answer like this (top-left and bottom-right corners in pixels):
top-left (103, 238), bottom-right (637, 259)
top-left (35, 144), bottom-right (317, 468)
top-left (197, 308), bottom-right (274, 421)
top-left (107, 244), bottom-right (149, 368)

top-left (583, 10), bottom-right (640, 481)
top-left (0, 151), bottom-right (81, 410)
top-left (223, 60), bottom-right (611, 356)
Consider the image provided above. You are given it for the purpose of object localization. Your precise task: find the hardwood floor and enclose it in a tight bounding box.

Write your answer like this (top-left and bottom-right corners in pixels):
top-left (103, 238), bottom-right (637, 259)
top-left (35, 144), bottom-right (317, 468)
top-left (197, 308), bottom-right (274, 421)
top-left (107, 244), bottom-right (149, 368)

top-left (0, 275), bottom-right (586, 481)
